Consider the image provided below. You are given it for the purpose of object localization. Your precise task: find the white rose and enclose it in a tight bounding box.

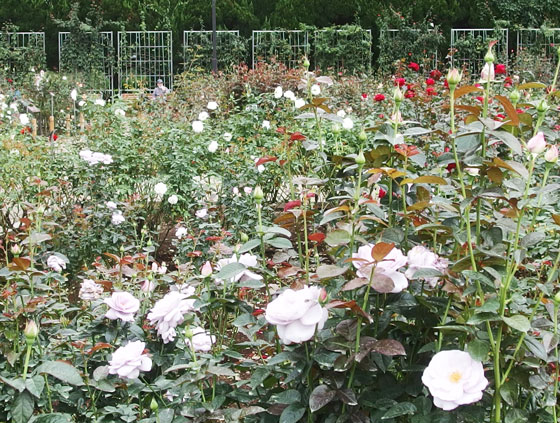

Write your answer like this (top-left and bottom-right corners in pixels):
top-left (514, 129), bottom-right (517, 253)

top-left (342, 117), bottom-right (354, 130)
top-left (108, 341), bottom-right (152, 379)
top-left (208, 140), bottom-right (219, 153)
top-left (79, 279), bottom-right (104, 301)
top-left (115, 108), bottom-right (125, 117)
top-left (274, 86), bottom-right (283, 99)
top-left (265, 286), bottom-right (328, 344)
top-left (168, 194), bottom-right (178, 205)
top-left (147, 290), bottom-right (197, 343)
top-left (223, 132), bottom-right (233, 142)
top-left (283, 90), bottom-right (295, 100)
top-left (154, 182), bottom-right (167, 196)
top-left (195, 208), bottom-right (208, 219)
top-left (294, 98), bottom-right (305, 109)
top-left (207, 101), bottom-right (218, 110)
top-left (352, 244), bottom-right (408, 293)
top-left (111, 211), bottom-right (125, 225)
top-left (198, 111), bottom-right (209, 121)
top-left (422, 350), bottom-right (488, 410)
top-left (311, 84), bottom-right (321, 95)
top-left (192, 120), bottom-right (204, 133)
top-left (106, 201), bottom-right (117, 209)
top-left (104, 291), bottom-right (140, 322)
top-left (262, 120), bottom-right (270, 130)
top-left (188, 327), bottom-right (215, 352)
top-left (175, 227), bottom-right (188, 239)
top-left (70, 89), bottom-right (78, 101)
top-left (19, 113), bottom-right (29, 126)
top-left (336, 110), bottom-right (346, 118)
top-left (78, 100), bottom-right (86, 107)
top-left (95, 99), bottom-right (106, 106)
top-left (47, 255), bottom-right (66, 272)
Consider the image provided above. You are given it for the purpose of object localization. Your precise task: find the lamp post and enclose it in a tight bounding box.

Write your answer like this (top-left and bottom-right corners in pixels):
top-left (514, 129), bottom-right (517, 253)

top-left (211, 0), bottom-right (217, 72)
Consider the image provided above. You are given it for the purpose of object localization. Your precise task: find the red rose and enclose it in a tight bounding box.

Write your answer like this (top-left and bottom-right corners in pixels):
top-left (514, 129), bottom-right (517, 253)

top-left (395, 77), bottom-right (406, 87)
top-left (426, 87), bottom-right (437, 96)
top-left (496, 64), bottom-right (506, 75)
top-left (444, 79), bottom-right (449, 89)
top-left (405, 90), bottom-right (415, 98)
top-left (361, 93), bottom-right (368, 100)
top-left (426, 78), bottom-right (435, 85)
top-left (378, 188), bottom-right (387, 199)
top-left (408, 62), bottom-right (420, 71)
top-left (374, 93), bottom-right (385, 101)
top-left (430, 69), bottom-right (442, 80)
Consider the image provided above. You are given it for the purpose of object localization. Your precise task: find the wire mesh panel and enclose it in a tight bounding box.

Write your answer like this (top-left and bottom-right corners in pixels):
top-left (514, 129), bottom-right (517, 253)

top-left (517, 28), bottom-right (560, 60)
top-left (313, 28), bottom-right (372, 74)
top-left (252, 30), bottom-right (310, 69)
top-left (451, 29), bottom-right (508, 75)
top-left (118, 31), bottom-right (173, 93)
top-left (59, 31), bottom-right (114, 94)
top-left (0, 32), bottom-right (46, 73)
top-left (183, 30), bottom-right (246, 71)
top-left (378, 29), bottom-right (442, 71)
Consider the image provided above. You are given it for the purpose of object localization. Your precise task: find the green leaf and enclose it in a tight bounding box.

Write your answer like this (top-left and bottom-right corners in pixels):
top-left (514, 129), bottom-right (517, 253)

top-left (214, 262), bottom-right (246, 281)
top-left (520, 232), bottom-right (545, 248)
top-left (309, 384), bottom-right (337, 412)
top-left (25, 375), bottom-right (45, 398)
top-left (21, 232), bottom-right (52, 245)
top-left (238, 239), bottom-right (261, 253)
top-left (158, 409), bottom-right (174, 423)
top-left (12, 391), bottom-right (34, 423)
top-left (35, 361), bottom-right (84, 386)
top-left (325, 229), bottom-right (351, 247)
top-left (266, 237), bottom-right (293, 249)
top-left (30, 414), bottom-right (73, 423)
top-left (467, 339), bottom-right (490, 361)
top-left (382, 402), bottom-right (417, 419)
top-left (503, 315), bottom-right (531, 333)
top-left (315, 265), bottom-right (348, 280)
top-left (272, 390), bottom-right (301, 404)
top-left (207, 365), bottom-right (236, 377)
top-left (490, 131), bottom-right (522, 156)
top-left (263, 225), bottom-right (292, 237)
top-left (0, 376), bottom-right (25, 392)
top-left (279, 404), bottom-right (306, 423)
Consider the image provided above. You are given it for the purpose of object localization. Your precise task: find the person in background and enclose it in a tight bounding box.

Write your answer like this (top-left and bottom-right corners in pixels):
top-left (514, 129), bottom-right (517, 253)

top-left (152, 79), bottom-right (169, 99)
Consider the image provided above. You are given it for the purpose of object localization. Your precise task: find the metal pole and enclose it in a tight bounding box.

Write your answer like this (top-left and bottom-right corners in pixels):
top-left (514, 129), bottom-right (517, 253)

top-left (211, 0), bottom-right (217, 72)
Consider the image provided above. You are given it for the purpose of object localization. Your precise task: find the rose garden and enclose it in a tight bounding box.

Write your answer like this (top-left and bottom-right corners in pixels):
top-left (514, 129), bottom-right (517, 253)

top-left (2, 6), bottom-right (560, 423)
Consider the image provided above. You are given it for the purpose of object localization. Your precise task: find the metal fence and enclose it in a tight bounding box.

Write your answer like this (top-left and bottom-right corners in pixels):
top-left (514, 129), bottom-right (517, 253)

top-left (313, 28), bottom-right (372, 73)
top-left (517, 28), bottom-right (560, 59)
top-left (117, 31), bottom-right (173, 93)
top-left (451, 28), bottom-right (509, 75)
top-left (0, 32), bottom-right (46, 72)
top-left (183, 30), bottom-right (244, 71)
top-left (252, 30), bottom-right (310, 69)
top-left (58, 31), bottom-right (114, 94)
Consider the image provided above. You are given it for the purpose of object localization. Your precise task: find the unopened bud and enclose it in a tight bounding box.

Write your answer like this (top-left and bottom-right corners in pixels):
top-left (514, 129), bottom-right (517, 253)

top-left (303, 57), bottom-right (310, 70)
top-left (555, 291), bottom-right (560, 304)
top-left (358, 129), bottom-right (367, 142)
top-left (536, 99), bottom-right (549, 114)
top-left (509, 88), bottom-right (521, 104)
top-left (11, 244), bottom-right (21, 256)
top-left (146, 239), bottom-right (152, 246)
top-left (253, 185), bottom-right (264, 202)
top-left (484, 48), bottom-right (495, 63)
top-left (393, 86), bottom-right (404, 104)
top-left (150, 397), bottom-right (158, 412)
top-left (184, 327), bottom-right (193, 339)
top-left (240, 232), bottom-right (249, 243)
top-left (545, 144), bottom-right (558, 163)
top-left (24, 320), bottom-right (39, 344)
top-left (319, 288), bottom-right (328, 304)
top-left (446, 68), bottom-right (462, 87)
top-left (332, 123), bottom-right (341, 134)
top-left (355, 151), bottom-right (366, 165)
top-left (119, 245), bottom-right (125, 253)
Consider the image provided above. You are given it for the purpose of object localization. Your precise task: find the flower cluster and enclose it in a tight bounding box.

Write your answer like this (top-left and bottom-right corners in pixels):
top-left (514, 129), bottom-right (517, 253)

top-left (79, 149), bottom-right (113, 166)
top-left (147, 288), bottom-right (197, 343)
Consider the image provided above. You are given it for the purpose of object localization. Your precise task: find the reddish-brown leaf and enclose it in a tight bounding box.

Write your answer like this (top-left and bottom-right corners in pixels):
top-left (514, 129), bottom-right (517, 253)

top-left (371, 242), bottom-right (395, 262)
top-left (255, 156), bottom-right (277, 167)
top-left (308, 232), bottom-right (326, 243)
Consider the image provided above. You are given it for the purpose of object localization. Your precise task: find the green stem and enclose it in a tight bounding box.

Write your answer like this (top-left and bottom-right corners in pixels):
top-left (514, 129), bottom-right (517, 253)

top-left (22, 342), bottom-right (32, 379)
top-left (531, 165), bottom-right (551, 228)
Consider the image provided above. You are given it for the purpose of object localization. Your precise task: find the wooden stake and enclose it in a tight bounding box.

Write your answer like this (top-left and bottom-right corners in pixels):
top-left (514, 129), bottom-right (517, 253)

top-left (79, 112), bottom-right (85, 133)
top-left (65, 114), bottom-right (71, 133)
top-left (31, 118), bottom-right (37, 140)
top-left (49, 116), bottom-right (54, 133)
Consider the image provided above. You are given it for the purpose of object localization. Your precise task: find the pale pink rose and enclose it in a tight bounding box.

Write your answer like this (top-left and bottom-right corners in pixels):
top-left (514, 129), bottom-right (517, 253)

top-left (79, 279), bottom-right (103, 301)
top-left (108, 341), bottom-right (152, 379)
top-left (147, 290), bottom-right (197, 343)
top-left (480, 63), bottom-right (495, 82)
top-left (265, 285), bottom-right (328, 344)
top-left (422, 350), bottom-right (488, 410)
top-left (215, 253), bottom-right (262, 284)
top-left (200, 261), bottom-right (213, 277)
top-left (527, 132), bottom-right (546, 154)
top-left (352, 244), bottom-right (408, 293)
top-left (187, 327), bottom-right (215, 352)
top-left (47, 255), bottom-right (66, 272)
top-left (405, 245), bottom-right (448, 288)
top-left (544, 144), bottom-right (558, 162)
top-left (104, 292), bottom-right (140, 322)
